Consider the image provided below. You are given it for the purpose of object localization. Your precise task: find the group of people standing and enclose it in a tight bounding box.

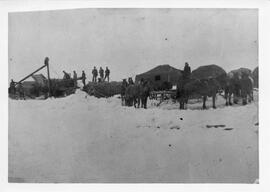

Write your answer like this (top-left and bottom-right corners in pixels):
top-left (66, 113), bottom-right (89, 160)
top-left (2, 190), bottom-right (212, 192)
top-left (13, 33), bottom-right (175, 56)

top-left (91, 66), bottom-right (110, 83)
top-left (62, 66), bottom-right (111, 87)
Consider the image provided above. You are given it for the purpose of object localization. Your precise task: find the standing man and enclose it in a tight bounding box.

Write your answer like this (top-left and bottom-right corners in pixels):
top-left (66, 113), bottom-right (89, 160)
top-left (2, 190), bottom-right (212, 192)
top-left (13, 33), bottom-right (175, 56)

top-left (105, 67), bottom-right (110, 82)
top-left (99, 67), bottom-right (104, 82)
top-left (183, 62), bottom-right (191, 81)
top-left (178, 62), bottom-right (191, 110)
top-left (81, 70), bottom-right (86, 87)
top-left (73, 71), bottom-right (77, 88)
top-left (92, 66), bottom-right (98, 82)
top-left (9, 79), bottom-right (16, 94)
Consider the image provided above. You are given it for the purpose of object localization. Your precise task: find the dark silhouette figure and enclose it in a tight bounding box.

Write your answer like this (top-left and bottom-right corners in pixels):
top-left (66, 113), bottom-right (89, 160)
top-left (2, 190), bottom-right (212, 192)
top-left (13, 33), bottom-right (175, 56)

top-left (9, 79), bottom-right (16, 94)
top-left (63, 71), bottom-right (71, 79)
top-left (224, 73), bottom-right (254, 106)
top-left (81, 71), bottom-right (86, 86)
top-left (105, 67), bottom-right (110, 82)
top-left (140, 81), bottom-right (151, 109)
top-left (121, 79), bottom-right (128, 106)
top-left (73, 71), bottom-right (77, 87)
top-left (92, 67), bottom-right (98, 82)
top-left (99, 67), bottom-right (104, 81)
top-left (183, 62), bottom-right (191, 81)
top-left (176, 77), bottom-right (220, 110)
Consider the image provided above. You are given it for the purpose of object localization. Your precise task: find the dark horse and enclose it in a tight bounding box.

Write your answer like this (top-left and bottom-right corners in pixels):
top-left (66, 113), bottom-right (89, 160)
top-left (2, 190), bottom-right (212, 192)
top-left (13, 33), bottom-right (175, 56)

top-left (121, 79), bottom-right (128, 106)
top-left (139, 81), bottom-right (151, 109)
top-left (125, 81), bottom-right (151, 108)
top-left (176, 77), bottom-right (221, 109)
top-left (224, 73), bottom-right (254, 106)
top-left (125, 83), bottom-right (140, 107)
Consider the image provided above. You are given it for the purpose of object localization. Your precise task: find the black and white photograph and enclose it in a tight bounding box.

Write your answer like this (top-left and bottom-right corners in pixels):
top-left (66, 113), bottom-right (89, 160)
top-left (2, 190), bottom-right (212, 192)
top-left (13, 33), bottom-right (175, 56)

top-left (7, 7), bottom-right (259, 184)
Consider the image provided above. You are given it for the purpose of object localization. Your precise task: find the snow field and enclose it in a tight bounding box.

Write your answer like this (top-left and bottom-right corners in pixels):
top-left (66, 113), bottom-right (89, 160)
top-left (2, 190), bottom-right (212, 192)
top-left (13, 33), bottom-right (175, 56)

top-left (9, 90), bottom-right (258, 183)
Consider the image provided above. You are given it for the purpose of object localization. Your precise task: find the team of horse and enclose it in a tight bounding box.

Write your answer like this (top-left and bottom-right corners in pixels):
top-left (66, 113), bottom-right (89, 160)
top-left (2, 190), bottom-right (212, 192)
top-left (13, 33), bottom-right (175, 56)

top-left (121, 78), bottom-right (151, 108)
top-left (120, 70), bottom-right (255, 110)
top-left (176, 72), bottom-right (254, 110)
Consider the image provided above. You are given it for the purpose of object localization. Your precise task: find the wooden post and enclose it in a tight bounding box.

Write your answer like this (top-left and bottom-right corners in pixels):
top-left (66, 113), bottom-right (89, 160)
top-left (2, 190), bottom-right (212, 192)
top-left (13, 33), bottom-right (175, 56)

top-left (44, 57), bottom-right (52, 97)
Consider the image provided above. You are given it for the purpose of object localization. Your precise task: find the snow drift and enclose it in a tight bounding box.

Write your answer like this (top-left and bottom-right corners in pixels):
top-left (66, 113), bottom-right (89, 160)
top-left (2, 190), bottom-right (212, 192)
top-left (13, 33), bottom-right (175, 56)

top-left (8, 90), bottom-right (259, 183)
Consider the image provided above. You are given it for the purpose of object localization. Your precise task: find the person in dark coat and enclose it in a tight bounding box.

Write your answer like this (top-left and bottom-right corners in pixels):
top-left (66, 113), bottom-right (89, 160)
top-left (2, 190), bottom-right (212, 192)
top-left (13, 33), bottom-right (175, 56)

top-left (92, 67), bottom-right (98, 82)
top-left (99, 67), bottom-right (104, 81)
top-left (73, 71), bottom-right (78, 87)
top-left (63, 71), bottom-right (71, 79)
top-left (81, 70), bottom-right (86, 86)
top-left (105, 67), bottom-right (110, 82)
top-left (9, 79), bottom-right (16, 94)
top-left (183, 62), bottom-right (191, 80)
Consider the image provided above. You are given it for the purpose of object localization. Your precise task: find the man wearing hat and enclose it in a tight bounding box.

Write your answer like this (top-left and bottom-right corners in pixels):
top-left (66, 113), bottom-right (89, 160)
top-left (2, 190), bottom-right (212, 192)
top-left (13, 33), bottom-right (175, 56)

top-left (92, 67), bottom-right (98, 82)
top-left (105, 67), bottom-right (110, 82)
top-left (73, 70), bottom-right (77, 88)
top-left (81, 70), bottom-right (86, 87)
top-left (183, 62), bottom-right (191, 80)
top-left (9, 79), bottom-right (16, 95)
top-left (99, 67), bottom-right (104, 82)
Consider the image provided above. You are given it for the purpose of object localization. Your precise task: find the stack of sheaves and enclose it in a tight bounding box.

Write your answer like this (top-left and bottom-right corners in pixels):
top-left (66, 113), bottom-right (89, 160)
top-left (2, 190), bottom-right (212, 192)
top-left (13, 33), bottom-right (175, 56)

top-left (84, 81), bottom-right (122, 98)
top-left (229, 67), bottom-right (252, 77)
top-left (191, 64), bottom-right (227, 80)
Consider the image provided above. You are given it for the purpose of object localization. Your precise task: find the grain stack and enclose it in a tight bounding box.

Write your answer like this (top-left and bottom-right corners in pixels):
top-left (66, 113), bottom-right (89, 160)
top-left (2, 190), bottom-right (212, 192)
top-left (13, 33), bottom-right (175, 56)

top-left (84, 81), bottom-right (122, 98)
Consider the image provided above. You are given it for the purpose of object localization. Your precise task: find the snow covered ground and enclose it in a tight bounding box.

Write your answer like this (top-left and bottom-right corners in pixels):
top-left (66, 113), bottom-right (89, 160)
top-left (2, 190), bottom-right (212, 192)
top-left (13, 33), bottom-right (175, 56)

top-left (8, 89), bottom-right (259, 183)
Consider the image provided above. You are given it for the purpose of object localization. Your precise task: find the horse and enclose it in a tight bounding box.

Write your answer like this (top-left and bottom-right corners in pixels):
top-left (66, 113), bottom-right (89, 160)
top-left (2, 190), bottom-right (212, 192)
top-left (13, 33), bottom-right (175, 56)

top-left (125, 83), bottom-right (141, 107)
top-left (223, 73), bottom-right (254, 105)
top-left (224, 77), bottom-right (235, 106)
top-left (176, 77), bottom-right (221, 109)
top-left (176, 80), bottom-right (189, 110)
top-left (139, 82), bottom-right (151, 109)
top-left (240, 75), bottom-right (254, 105)
top-left (124, 81), bottom-right (151, 108)
top-left (121, 80), bottom-right (128, 106)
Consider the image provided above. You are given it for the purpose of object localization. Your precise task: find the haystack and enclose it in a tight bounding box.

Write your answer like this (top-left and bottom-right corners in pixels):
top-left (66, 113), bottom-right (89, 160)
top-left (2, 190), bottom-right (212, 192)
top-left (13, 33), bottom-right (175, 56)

top-left (191, 64), bottom-right (227, 80)
top-left (229, 68), bottom-right (252, 77)
top-left (84, 81), bottom-right (122, 98)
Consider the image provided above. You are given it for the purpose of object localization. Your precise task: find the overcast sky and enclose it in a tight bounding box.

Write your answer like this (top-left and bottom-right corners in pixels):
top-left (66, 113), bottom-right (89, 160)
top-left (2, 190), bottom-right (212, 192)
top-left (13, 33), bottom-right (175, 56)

top-left (9, 8), bottom-right (258, 82)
